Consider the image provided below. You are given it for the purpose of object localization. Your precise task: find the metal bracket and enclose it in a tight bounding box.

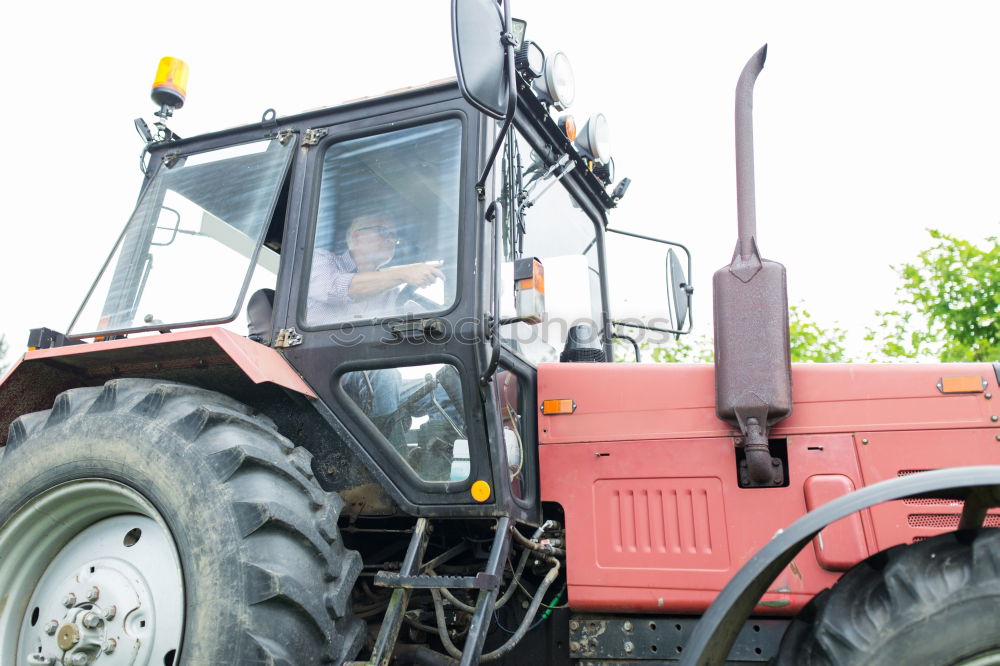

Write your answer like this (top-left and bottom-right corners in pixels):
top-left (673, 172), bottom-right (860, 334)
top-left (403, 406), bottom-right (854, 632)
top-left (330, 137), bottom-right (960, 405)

top-left (275, 128), bottom-right (295, 145)
top-left (274, 328), bottom-right (303, 348)
top-left (162, 153), bottom-right (180, 168)
top-left (302, 128), bottom-right (328, 147)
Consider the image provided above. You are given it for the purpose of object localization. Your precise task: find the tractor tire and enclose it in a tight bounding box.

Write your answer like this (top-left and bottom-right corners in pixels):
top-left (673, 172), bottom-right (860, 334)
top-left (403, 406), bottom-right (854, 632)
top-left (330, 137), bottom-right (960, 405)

top-left (0, 379), bottom-right (364, 665)
top-left (773, 529), bottom-right (1000, 665)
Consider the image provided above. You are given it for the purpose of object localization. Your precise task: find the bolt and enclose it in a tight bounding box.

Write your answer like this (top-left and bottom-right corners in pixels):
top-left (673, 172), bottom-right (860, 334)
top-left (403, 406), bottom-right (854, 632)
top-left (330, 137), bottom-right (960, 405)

top-left (623, 621), bottom-right (633, 632)
top-left (82, 611), bottom-right (102, 629)
top-left (569, 641), bottom-right (580, 653)
top-left (624, 641), bottom-right (634, 654)
top-left (772, 458), bottom-right (780, 466)
top-left (861, 438), bottom-right (870, 445)
top-left (992, 416), bottom-right (998, 423)
top-left (45, 619), bottom-right (59, 635)
top-left (70, 654), bottom-right (89, 666)
top-left (569, 620), bottom-right (579, 631)
top-left (986, 392), bottom-right (992, 400)
top-left (103, 638), bottom-right (117, 654)
top-left (996, 435), bottom-right (1000, 442)
top-left (85, 587), bottom-right (99, 603)
top-left (62, 593), bottom-right (77, 608)
top-left (102, 605), bottom-right (117, 621)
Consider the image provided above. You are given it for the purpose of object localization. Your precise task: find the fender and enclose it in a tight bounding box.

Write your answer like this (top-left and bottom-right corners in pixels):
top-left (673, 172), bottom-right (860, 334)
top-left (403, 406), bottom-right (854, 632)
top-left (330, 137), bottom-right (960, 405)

top-left (0, 327), bottom-right (315, 445)
top-left (681, 465), bottom-right (1000, 666)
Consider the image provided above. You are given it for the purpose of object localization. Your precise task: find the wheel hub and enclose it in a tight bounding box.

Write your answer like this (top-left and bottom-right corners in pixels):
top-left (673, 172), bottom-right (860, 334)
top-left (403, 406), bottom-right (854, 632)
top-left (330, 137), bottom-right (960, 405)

top-left (0, 481), bottom-right (183, 666)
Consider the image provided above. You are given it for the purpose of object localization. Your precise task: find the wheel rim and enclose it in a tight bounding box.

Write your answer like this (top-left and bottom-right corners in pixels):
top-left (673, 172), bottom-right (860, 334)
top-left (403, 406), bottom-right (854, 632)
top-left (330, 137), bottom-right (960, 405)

top-left (958, 651), bottom-right (1000, 666)
top-left (0, 480), bottom-right (184, 666)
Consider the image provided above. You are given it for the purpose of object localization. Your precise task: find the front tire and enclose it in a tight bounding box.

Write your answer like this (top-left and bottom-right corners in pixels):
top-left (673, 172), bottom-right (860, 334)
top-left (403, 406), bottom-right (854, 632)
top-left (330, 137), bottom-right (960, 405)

top-left (773, 529), bottom-right (1000, 665)
top-left (0, 379), bottom-right (364, 665)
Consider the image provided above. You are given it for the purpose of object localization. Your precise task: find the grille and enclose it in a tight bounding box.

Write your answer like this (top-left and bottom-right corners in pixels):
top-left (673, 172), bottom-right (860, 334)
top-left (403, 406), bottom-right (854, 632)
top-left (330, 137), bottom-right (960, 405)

top-left (907, 514), bottom-right (1000, 528)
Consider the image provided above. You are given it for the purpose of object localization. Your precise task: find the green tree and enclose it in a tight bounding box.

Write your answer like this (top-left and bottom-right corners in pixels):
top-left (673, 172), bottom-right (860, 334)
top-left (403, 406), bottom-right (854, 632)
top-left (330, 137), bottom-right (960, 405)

top-left (866, 231), bottom-right (999, 362)
top-left (616, 304), bottom-right (849, 363)
top-left (788, 305), bottom-right (849, 362)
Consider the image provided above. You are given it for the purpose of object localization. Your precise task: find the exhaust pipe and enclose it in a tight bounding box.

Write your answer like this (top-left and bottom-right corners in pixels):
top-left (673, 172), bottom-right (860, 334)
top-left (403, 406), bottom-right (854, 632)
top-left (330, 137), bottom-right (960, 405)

top-left (713, 45), bottom-right (793, 486)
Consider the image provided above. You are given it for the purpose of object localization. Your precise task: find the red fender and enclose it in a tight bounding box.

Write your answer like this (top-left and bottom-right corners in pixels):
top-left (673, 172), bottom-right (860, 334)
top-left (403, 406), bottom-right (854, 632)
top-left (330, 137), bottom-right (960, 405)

top-left (0, 327), bottom-right (315, 445)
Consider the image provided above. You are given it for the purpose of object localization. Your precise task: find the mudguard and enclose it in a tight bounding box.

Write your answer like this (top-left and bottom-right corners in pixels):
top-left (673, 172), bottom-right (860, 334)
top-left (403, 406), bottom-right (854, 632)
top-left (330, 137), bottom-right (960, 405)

top-left (0, 327), bottom-right (315, 445)
top-left (680, 466), bottom-right (1000, 666)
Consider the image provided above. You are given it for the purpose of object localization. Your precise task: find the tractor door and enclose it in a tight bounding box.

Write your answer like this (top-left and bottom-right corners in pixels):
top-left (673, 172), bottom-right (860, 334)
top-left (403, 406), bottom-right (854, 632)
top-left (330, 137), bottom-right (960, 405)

top-left (277, 90), bottom-right (527, 519)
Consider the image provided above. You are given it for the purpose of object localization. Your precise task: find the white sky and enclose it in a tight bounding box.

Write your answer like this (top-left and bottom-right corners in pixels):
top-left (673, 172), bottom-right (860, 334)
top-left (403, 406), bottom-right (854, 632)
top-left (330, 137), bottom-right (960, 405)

top-left (1, 1), bottom-right (998, 361)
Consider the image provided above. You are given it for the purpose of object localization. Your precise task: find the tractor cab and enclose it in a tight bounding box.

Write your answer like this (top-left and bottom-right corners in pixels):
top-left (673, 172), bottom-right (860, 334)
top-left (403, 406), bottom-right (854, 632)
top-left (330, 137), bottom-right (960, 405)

top-left (60, 15), bottom-right (689, 526)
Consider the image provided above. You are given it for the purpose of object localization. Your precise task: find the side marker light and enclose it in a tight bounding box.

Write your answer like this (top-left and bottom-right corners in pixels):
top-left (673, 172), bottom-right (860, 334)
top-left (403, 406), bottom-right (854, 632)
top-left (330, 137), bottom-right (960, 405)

top-left (938, 376), bottom-right (987, 393)
top-left (541, 399), bottom-right (576, 415)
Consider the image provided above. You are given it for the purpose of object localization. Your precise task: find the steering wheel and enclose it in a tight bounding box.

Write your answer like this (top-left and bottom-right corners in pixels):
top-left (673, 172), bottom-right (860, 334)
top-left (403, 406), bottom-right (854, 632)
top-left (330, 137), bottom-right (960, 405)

top-left (394, 284), bottom-right (443, 311)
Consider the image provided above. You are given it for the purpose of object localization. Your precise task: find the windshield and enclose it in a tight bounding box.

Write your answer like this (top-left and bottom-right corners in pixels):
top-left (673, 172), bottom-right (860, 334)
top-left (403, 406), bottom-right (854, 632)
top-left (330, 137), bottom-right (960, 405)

top-left (499, 130), bottom-right (604, 364)
top-left (69, 138), bottom-right (292, 337)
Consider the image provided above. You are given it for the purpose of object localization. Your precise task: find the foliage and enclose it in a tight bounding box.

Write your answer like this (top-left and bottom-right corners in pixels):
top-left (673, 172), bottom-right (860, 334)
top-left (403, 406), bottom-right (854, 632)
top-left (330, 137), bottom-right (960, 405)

top-left (615, 304), bottom-right (849, 363)
top-left (788, 305), bottom-right (849, 363)
top-left (866, 231), bottom-right (999, 362)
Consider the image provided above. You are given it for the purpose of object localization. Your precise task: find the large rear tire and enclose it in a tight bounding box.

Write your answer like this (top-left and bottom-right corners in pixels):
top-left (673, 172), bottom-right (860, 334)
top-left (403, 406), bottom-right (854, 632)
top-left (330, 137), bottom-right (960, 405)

top-left (0, 379), bottom-right (364, 665)
top-left (773, 529), bottom-right (1000, 665)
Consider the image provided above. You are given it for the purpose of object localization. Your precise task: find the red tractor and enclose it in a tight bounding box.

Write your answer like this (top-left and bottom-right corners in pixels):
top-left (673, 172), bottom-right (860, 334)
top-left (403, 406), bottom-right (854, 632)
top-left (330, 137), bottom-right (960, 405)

top-left (1, 3), bottom-right (998, 665)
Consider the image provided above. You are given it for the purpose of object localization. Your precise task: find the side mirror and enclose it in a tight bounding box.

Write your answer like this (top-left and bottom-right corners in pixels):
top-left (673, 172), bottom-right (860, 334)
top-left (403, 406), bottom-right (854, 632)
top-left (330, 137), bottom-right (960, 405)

top-left (451, 0), bottom-right (510, 120)
top-left (667, 248), bottom-right (692, 331)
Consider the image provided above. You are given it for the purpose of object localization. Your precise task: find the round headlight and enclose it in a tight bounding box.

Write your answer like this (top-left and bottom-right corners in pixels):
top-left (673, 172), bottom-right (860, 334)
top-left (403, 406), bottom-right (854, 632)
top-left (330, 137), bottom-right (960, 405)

top-left (577, 113), bottom-right (611, 163)
top-left (533, 51), bottom-right (575, 111)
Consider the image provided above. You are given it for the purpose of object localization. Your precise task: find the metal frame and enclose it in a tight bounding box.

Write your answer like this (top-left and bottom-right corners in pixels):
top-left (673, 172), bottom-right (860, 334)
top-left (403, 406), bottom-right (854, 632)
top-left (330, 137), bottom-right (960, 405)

top-left (606, 227), bottom-right (694, 336)
top-left (680, 466), bottom-right (1000, 666)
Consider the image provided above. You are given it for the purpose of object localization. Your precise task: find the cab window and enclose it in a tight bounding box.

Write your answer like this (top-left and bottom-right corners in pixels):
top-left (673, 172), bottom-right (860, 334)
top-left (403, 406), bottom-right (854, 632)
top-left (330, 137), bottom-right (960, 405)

top-left (304, 119), bottom-right (462, 327)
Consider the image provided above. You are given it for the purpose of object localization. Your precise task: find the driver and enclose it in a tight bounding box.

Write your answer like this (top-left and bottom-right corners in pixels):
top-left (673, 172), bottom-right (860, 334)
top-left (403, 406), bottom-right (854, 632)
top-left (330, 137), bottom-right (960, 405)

top-left (310, 213), bottom-right (444, 321)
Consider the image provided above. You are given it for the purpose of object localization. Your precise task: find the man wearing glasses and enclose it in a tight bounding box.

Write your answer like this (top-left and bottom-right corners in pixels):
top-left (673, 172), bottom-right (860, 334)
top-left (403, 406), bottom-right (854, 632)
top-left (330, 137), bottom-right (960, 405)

top-left (311, 214), bottom-right (444, 322)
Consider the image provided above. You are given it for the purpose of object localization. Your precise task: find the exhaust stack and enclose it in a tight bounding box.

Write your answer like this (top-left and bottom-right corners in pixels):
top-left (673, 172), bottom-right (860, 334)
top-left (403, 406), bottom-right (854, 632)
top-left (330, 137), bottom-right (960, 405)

top-left (713, 45), bottom-right (793, 486)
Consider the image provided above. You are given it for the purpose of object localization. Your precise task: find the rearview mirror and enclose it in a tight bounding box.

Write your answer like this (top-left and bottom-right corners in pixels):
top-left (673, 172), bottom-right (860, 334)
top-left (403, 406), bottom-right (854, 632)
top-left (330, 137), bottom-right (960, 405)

top-left (451, 0), bottom-right (510, 120)
top-left (667, 248), bottom-right (691, 331)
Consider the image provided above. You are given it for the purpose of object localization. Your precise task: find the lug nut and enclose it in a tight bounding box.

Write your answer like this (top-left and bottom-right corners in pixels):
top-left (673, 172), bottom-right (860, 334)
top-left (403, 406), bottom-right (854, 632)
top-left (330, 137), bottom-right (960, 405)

top-left (103, 638), bottom-right (117, 654)
top-left (102, 604), bottom-right (117, 621)
top-left (82, 611), bottom-right (102, 628)
top-left (62, 593), bottom-right (77, 608)
top-left (85, 586), bottom-right (100, 602)
top-left (70, 654), bottom-right (89, 666)
top-left (45, 619), bottom-right (59, 635)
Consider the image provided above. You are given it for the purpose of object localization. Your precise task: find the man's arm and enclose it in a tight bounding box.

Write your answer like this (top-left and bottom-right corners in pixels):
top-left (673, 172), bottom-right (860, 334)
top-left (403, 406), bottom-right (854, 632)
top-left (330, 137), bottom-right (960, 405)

top-left (347, 263), bottom-right (444, 299)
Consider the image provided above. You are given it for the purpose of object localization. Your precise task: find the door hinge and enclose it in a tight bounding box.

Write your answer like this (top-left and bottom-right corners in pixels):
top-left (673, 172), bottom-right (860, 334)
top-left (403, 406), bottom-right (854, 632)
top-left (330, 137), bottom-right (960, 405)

top-left (302, 128), bottom-right (328, 147)
top-left (274, 328), bottom-right (303, 348)
top-left (275, 128), bottom-right (295, 145)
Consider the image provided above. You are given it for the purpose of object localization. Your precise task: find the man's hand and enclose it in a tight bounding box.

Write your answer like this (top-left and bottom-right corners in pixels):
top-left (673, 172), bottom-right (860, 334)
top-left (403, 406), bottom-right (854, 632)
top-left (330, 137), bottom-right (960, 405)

top-left (392, 261), bottom-right (444, 288)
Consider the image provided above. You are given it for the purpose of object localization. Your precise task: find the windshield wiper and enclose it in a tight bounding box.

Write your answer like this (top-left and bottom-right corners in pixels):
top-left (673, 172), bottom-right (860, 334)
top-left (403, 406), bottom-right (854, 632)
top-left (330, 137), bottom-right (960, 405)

top-left (519, 153), bottom-right (575, 210)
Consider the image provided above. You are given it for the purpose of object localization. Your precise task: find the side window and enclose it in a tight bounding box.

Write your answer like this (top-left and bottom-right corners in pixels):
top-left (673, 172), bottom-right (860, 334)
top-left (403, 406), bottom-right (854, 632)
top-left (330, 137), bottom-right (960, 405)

top-left (341, 363), bottom-right (468, 482)
top-left (304, 120), bottom-right (462, 327)
top-left (495, 370), bottom-right (528, 499)
top-left (498, 130), bottom-right (604, 364)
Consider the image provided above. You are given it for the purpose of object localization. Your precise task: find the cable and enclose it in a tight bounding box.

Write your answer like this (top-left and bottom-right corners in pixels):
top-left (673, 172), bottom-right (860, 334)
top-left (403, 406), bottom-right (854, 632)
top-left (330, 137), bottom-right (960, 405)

top-left (431, 555), bottom-right (561, 662)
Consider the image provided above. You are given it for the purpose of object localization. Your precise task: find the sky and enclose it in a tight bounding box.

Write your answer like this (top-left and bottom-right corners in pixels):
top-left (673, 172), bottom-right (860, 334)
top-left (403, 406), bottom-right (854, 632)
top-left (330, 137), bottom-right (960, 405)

top-left (1, 1), bottom-right (998, 364)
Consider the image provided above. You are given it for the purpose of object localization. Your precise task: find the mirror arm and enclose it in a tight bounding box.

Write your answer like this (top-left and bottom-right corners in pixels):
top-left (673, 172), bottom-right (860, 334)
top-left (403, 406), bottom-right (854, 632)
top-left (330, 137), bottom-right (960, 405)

top-left (612, 332), bottom-right (642, 362)
top-left (474, 0), bottom-right (518, 201)
top-left (607, 228), bottom-right (695, 334)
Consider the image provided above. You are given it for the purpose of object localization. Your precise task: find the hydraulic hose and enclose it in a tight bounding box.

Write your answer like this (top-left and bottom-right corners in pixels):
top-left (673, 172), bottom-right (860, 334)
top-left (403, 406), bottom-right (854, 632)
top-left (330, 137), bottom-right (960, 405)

top-left (431, 555), bottom-right (561, 662)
